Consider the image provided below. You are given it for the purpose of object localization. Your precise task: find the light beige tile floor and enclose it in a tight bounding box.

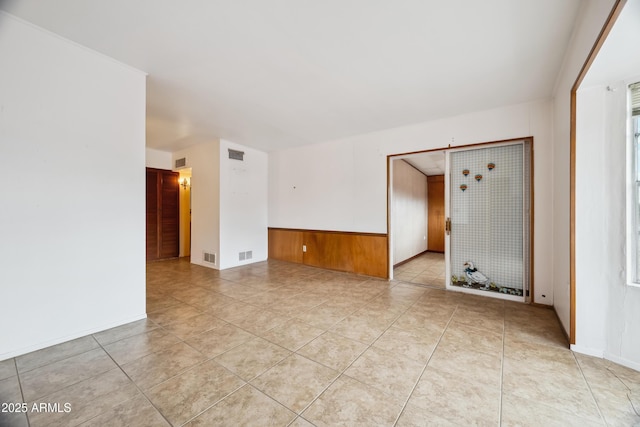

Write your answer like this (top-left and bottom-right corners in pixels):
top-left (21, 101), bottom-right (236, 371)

top-left (1, 258), bottom-right (639, 426)
top-left (394, 252), bottom-right (446, 288)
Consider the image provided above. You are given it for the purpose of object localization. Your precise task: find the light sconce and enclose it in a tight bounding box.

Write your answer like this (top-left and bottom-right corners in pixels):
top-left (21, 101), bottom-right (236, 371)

top-left (179, 177), bottom-right (191, 190)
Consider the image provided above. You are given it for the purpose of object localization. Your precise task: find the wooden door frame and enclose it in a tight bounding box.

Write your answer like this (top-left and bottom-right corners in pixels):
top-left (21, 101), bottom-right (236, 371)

top-left (427, 174), bottom-right (445, 253)
top-left (146, 167), bottom-right (180, 261)
top-left (387, 137), bottom-right (534, 302)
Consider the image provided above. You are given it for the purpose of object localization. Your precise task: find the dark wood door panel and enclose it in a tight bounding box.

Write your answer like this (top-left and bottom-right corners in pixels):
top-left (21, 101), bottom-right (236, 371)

top-left (146, 168), bottom-right (179, 261)
top-left (427, 175), bottom-right (445, 253)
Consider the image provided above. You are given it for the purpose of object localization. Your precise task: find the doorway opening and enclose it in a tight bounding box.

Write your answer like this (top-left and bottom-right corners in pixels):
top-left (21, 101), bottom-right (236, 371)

top-left (391, 151), bottom-right (446, 288)
top-left (389, 138), bottom-right (533, 303)
top-left (177, 168), bottom-right (192, 259)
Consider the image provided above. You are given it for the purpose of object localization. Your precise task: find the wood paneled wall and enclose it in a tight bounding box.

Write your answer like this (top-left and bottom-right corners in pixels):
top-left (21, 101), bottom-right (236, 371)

top-left (268, 228), bottom-right (304, 264)
top-left (391, 159), bottom-right (428, 265)
top-left (268, 228), bottom-right (388, 278)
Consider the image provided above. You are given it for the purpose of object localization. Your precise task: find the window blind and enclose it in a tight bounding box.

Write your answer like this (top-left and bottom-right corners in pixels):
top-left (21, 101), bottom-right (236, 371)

top-left (631, 82), bottom-right (640, 116)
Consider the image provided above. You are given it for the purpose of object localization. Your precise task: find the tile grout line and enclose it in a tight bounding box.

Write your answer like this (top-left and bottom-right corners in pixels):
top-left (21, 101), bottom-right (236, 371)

top-left (13, 338), bottom-right (105, 377)
top-left (271, 282), bottom-right (425, 421)
top-left (88, 334), bottom-right (176, 427)
top-left (307, 284), bottom-right (432, 420)
top-left (17, 259), bottom-right (594, 426)
top-left (95, 323), bottom-right (265, 425)
top-left (19, 329), bottom-right (178, 426)
top-left (96, 319), bottom-right (260, 424)
top-left (601, 365), bottom-right (640, 418)
top-left (149, 275), bottom-right (391, 422)
top-left (143, 315), bottom-right (311, 424)
top-left (178, 316), bottom-right (324, 424)
top-left (572, 351), bottom-right (607, 425)
top-left (148, 302), bottom-right (278, 425)
top-left (391, 303), bottom-right (459, 427)
top-left (176, 379), bottom-right (247, 426)
top-left (16, 338), bottom-right (120, 403)
top-left (12, 357), bottom-right (31, 427)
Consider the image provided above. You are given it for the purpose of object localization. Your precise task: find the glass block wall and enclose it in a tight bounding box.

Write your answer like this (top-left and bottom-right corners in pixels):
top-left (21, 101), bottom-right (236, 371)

top-left (450, 143), bottom-right (527, 292)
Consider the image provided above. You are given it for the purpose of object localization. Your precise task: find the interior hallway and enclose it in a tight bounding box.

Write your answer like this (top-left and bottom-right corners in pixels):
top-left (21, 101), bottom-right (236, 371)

top-left (1, 258), bottom-right (639, 426)
top-left (394, 252), bottom-right (446, 289)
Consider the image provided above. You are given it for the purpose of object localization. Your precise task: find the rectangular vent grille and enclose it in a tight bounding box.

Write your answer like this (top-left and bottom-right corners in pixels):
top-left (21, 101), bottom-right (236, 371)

top-left (175, 157), bottom-right (186, 168)
top-left (238, 251), bottom-right (253, 261)
top-left (228, 149), bottom-right (244, 161)
top-left (203, 251), bottom-right (216, 264)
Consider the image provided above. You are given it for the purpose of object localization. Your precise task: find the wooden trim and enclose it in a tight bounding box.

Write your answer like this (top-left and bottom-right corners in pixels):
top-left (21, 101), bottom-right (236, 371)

top-left (387, 155), bottom-right (392, 278)
top-left (267, 227), bottom-right (386, 238)
top-left (530, 140), bottom-right (535, 304)
top-left (571, 0), bottom-right (627, 92)
top-left (267, 227), bottom-right (388, 279)
top-left (569, 0), bottom-right (626, 345)
top-left (389, 136), bottom-right (533, 159)
top-left (553, 305), bottom-right (571, 347)
top-left (388, 136), bottom-right (534, 302)
top-left (427, 175), bottom-right (445, 253)
top-left (393, 250), bottom-right (429, 268)
top-left (570, 90), bottom-right (577, 344)
top-left (146, 167), bottom-right (180, 261)
top-left (531, 302), bottom-right (554, 310)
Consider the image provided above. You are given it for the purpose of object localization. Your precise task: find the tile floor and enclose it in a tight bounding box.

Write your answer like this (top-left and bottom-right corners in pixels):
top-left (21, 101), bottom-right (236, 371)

top-left (1, 258), bottom-right (639, 426)
top-left (394, 252), bottom-right (445, 288)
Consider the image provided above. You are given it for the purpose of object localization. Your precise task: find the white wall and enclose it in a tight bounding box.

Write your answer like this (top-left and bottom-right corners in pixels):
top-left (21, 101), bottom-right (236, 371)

top-left (601, 80), bottom-right (640, 369)
top-left (269, 139), bottom-right (371, 232)
top-left (0, 13), bottom-right (146, 359)
top-left (145, 147), bottom-right (172, 169)
top-left (219, 140), bottom-right (268, 269)
top-left (392, 160), bottom-right (427, 264)
top-left (172, 139), bottom-right (267, 270)
top-left (269, 100), bottom-right (554, 304)
top-left (173, 141), bottom-right (220, 269)
top-left (551, 0), bottom-right (616, 337)
top-left (575, 85), bottom-right (609, 355)
top-left (572, 0), bottom-right (640, 369)
top-left (575, 81), bottom-right (640, 369)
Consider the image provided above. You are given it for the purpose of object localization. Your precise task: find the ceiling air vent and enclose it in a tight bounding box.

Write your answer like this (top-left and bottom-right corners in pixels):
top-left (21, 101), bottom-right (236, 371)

top-left (175, 157), bottom-right (187, 168)
top-left (228, 149), bottom-right (244, 161)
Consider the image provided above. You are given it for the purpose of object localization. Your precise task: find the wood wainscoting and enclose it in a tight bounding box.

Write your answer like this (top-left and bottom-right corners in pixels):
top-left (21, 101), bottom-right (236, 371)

top-left (268, 228), bottom-right (388, 279)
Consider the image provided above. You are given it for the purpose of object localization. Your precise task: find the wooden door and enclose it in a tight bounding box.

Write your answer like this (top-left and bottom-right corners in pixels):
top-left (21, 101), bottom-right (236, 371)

top-left (427, 175), bottom-right (445, 252)
top-left (146, 168), bottom-right (179, 261)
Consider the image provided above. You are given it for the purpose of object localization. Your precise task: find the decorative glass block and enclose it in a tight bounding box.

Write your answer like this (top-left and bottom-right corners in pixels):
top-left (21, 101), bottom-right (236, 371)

top-left (450, 143), bottom-right (527, 292)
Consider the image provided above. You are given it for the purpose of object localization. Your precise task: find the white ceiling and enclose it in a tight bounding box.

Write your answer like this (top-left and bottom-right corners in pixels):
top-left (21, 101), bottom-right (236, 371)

top-left (404, 152), bottom-right (446, 176)
top-left (1, 0), bottom-right (583, 153)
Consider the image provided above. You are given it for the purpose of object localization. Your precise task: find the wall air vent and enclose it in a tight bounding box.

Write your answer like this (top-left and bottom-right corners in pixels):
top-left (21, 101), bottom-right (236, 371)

top-left (228, 149), bottom-right (244, 161)
top-left (238, 250), bottom-right (253, 261)
top-left (175, 157), bottom-right (187, 168)
top-left (203, 251), bottom-right (216, 265)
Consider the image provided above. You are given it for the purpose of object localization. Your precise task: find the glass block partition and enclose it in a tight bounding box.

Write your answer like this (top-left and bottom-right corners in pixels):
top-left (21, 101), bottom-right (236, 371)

top-left (449, 143), bottom-right (529, 296)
